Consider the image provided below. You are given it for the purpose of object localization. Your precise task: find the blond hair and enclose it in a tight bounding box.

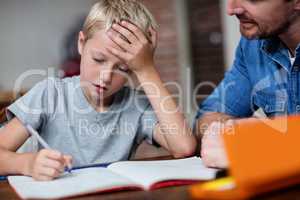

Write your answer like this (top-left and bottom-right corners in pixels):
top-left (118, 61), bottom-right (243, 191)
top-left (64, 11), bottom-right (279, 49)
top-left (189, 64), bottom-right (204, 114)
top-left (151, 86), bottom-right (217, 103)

top-left (82, 0), bottom-right (157, 41)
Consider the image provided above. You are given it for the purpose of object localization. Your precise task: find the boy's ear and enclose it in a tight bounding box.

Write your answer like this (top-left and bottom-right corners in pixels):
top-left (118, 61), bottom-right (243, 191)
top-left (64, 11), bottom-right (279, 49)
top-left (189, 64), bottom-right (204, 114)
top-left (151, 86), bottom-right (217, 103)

top-left (78, 31), bottom-right (86, 56)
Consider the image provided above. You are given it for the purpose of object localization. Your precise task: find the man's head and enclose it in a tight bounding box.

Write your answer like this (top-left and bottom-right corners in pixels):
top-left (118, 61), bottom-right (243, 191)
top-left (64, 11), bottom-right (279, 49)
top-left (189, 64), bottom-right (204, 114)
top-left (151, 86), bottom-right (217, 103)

top-left (78, 0), bottom-right (157, 103)
top-left (227, 0), bottom-right (300, 39)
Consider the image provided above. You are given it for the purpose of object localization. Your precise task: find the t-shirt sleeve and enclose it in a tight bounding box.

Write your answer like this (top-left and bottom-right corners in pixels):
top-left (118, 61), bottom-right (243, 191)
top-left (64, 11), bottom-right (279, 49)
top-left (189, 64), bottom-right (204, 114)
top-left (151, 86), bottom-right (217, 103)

top-left (6, 78), bottom-right (57, 131)
top-left (136, 103), bottom-right (159, 145)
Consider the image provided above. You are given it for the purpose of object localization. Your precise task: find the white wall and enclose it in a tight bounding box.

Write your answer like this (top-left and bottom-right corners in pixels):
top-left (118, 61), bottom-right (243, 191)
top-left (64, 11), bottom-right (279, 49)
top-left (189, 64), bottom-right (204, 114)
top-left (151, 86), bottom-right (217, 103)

top-left (220, 0), bottom-right (241, 69)
top-left (0, 0), bottom-right (241, 89)
top-left (0, 0), bottom-right (97, 91)
top-left (175, 0), bottom-right (195, 122)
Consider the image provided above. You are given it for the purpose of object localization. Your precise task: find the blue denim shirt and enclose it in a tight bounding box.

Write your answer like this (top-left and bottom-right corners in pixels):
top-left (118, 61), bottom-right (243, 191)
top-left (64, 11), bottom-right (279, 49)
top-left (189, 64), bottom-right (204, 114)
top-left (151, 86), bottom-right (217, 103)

top-left (197, 36), bottom-right (300, 118)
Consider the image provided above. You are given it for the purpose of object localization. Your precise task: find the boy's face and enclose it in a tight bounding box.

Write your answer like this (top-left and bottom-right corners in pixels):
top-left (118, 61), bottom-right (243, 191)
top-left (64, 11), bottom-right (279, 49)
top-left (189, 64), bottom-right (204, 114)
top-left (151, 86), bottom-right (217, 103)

top-left (78, 30), bottom-right (130, 103)
top-left (227, 0), bottom-right (295, 39)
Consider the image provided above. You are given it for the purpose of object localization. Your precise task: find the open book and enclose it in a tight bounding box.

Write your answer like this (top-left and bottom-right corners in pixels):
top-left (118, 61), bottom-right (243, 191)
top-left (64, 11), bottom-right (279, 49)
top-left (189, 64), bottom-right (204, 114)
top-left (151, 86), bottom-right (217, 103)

top-left (8, 157), bottom-right (217, 199)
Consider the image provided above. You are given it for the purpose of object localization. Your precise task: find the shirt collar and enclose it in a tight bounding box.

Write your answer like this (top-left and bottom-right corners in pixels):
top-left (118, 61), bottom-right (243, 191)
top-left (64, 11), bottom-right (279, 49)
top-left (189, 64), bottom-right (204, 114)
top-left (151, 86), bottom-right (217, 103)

top-left (260, 37), bottom-right (291, 72)
top-left (261, 37), bottom-right (300, 57)
top-left (294, 44), bottom-right (300, 68)
top-left (296, 43), bottom-right (300, 57)
top-left (260, 37), bottom-right (281, 53)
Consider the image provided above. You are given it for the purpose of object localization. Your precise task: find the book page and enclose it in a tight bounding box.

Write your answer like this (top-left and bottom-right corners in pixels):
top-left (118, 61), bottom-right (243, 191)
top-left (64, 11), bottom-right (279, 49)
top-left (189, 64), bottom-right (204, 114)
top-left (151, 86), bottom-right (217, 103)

top-left (8, 168), bottom-right (141, 199)
top-left (108, 157), bottom-right (217, 190)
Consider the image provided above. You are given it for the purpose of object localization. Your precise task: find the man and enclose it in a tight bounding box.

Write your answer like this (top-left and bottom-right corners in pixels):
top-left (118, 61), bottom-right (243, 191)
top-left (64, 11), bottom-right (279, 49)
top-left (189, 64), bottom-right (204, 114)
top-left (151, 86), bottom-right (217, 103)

top-left (195, 0), bottom-right (300, 168)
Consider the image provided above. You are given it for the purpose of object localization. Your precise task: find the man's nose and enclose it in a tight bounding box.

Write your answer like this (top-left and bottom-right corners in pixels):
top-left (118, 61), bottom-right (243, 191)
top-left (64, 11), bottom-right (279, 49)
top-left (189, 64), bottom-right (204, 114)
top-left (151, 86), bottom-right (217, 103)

top-left (227, 0), bottom-right (244, 16)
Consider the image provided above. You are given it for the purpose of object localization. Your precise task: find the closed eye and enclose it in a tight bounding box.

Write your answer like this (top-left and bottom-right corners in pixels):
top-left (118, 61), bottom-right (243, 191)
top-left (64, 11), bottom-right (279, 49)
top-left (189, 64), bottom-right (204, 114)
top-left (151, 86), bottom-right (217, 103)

top-left (247, 0), bottom-right (259, 3)
top-left (93, 58), bottom-right (105, 63)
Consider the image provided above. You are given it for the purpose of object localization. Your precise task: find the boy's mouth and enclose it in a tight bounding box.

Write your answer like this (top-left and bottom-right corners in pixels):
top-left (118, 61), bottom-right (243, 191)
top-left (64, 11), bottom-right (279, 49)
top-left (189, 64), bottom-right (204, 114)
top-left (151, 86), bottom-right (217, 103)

top-left (92, 83), bottom-right (108, 93)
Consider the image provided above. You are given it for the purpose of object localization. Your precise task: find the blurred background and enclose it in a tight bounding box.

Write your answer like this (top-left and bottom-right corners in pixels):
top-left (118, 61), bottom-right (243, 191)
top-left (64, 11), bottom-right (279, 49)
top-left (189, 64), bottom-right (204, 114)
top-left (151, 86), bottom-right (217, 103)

top-left (0, 0), bottom-right (241, 158)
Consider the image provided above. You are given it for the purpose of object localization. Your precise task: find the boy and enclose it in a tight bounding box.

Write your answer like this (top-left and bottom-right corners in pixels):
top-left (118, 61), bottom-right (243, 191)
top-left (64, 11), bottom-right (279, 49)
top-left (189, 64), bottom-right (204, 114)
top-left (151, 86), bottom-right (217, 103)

top-left (0, 0), bottom-right (196, 181)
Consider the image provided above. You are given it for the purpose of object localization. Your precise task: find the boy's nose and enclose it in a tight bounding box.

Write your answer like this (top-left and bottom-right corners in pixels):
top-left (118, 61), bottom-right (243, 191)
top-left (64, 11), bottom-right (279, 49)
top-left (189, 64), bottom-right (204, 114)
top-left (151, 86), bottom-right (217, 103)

top-left (100, 68), bottom-right (113, 85)
top-left (227, 0), bottom-right (244, 16)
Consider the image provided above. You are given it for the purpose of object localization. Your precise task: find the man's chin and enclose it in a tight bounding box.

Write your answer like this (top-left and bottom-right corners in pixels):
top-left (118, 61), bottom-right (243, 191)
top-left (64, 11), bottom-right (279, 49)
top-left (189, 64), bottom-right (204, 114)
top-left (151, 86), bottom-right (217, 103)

top-left (240, 28), bottom-right (260, 40)
top-left (240, 25), bottom-right (281, 40)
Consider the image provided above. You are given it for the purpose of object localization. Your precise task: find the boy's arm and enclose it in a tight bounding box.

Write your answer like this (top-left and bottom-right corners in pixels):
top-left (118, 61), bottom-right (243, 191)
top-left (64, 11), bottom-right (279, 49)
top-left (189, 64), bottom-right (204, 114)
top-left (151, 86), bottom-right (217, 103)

top-left (107, 21), bottom-right (196, 158)
top-left (0, 118), bottom-right (72, 180)
top-left (0, 117), bottom-right (34, 175)
top-left (137, 67), bottom-right (196, 158)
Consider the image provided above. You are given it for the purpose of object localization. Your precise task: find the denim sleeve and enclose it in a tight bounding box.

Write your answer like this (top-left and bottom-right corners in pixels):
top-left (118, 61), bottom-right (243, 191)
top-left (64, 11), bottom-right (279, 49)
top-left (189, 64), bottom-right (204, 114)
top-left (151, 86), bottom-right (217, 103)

top-left (196, 39), bottom-right (253, 119)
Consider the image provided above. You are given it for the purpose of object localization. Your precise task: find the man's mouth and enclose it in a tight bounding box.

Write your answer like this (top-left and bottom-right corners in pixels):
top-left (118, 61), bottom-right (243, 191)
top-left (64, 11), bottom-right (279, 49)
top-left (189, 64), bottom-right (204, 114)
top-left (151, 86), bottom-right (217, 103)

top-left (240, 20), bottom-right (254, 23)
top-left (237, 15), bottom-right (255, 24)
top-left (238, 17), bottom-right (256, 29)
top-left (240, 21), bottom-right (256, 30)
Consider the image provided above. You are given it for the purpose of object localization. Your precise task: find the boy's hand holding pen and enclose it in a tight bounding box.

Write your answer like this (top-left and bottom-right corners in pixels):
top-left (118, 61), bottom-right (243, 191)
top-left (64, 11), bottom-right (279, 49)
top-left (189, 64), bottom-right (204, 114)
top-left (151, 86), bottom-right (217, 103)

top-left (24, 125), bottom-right (73, 181)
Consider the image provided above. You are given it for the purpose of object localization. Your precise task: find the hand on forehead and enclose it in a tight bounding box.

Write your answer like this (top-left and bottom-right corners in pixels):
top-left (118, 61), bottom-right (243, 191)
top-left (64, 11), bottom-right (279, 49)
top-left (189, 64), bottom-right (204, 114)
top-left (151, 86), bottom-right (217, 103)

top-left (102, 30), bottom-right (124, 51)
top-left (91, 30), bottom-right (125, 63)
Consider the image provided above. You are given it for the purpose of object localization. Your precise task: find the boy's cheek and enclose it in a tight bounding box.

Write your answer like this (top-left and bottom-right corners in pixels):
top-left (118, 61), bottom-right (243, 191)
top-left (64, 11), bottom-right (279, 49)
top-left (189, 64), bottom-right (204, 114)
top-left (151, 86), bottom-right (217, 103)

top-left (80, 71), bottom-right (98, 86)
top-left (111, 76), bottom-right (128, 88)
top-left (114, 78), bottom-right (127, 87)
top-left (81, 63), bottom-right (99, 78)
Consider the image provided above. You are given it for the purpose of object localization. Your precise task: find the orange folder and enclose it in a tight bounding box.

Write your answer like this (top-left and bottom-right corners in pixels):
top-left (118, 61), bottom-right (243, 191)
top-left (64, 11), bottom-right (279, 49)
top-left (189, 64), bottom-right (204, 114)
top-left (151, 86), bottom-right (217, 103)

top-left (190, 115), bottom-right (300, 199)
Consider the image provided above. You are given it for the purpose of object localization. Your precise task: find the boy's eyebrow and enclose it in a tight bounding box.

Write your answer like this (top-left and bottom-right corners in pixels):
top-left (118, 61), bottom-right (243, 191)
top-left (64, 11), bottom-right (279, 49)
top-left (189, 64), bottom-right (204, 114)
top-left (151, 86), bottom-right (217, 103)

top-left (91, 49), bottom-right (107, 58)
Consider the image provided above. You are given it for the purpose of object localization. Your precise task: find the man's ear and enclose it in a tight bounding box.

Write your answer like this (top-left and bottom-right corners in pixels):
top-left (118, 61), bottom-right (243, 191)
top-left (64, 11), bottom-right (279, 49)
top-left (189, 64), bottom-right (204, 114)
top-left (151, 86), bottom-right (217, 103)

top-left (78, 31), bottom-right (86, 56)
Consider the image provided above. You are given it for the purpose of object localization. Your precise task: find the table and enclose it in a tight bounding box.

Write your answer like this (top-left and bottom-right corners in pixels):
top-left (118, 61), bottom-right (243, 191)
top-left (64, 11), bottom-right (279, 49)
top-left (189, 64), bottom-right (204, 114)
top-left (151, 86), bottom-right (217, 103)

top-left (1, 156), bottom-right (300, 200)
top-left (3, 181), bottom-right (300, 200)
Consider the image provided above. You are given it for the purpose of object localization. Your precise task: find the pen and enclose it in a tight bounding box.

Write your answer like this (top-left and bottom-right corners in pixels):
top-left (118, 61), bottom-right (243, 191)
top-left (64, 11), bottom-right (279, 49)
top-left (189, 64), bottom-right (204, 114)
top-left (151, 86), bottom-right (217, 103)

top-left (71, 162), bottom-right (112, 171)
top-left (25, 124), bottom-right (72, 173)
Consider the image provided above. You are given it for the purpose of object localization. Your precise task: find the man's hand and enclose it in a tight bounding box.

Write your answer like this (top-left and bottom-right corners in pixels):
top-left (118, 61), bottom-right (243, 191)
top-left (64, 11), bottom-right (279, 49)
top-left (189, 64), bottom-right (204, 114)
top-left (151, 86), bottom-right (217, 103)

top-left (199, 115), bottom-right (259, 168)
top-left (201, 121), bottom-right (231, 168)
top-left (106, 20), bottom-right (157, 74)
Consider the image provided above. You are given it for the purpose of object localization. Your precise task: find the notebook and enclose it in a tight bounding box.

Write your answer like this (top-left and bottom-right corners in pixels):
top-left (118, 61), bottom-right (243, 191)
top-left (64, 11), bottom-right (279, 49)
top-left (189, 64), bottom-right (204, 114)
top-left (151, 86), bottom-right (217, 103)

top-left (8, 156), bottom-right (217, 199)
top-left (190, 116), bottom-right (300, 199)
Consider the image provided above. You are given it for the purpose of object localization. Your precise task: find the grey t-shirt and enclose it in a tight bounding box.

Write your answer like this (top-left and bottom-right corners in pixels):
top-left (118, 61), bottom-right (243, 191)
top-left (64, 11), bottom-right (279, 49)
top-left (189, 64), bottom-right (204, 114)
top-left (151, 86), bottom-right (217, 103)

top-left (7, 76), bottom-right (158, 166)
